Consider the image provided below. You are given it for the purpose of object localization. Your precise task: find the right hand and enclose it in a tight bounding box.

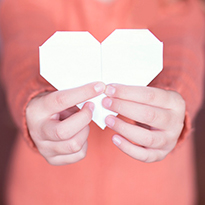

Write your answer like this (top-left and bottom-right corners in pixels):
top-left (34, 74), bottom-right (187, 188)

top-left (26, 82), bottom-right (105, 166)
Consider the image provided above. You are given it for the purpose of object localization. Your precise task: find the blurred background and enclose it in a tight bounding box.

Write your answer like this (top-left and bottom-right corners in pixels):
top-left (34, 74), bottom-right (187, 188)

top-left (0, 35), bottom-right (17, 204)
top-left (0, 1), bottom-right (204, 205)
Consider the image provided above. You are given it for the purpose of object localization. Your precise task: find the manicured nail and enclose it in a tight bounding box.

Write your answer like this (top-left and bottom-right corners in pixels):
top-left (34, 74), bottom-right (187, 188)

top-left (94, 82), bottom-right (105, 93)
top-left (105, 85), bottom-right (116, 96)
top-left (105, 116), bottom-right (115, 127)
top-left (88, 103), bottom-right (95, 112)
top-left (112, 135), bottom-right (121, 146)
top-left (103, 98), bottom-right (112, 108)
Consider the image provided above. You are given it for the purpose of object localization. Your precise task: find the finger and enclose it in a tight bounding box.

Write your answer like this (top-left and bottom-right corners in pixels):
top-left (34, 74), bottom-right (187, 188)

top-left (102, 97), bottom-right (179, 130)
top-left (112, 135), bottom-right (167, 163)
top-left (38, 126), bottom-right (90, 157)
top-left (59, 106), bottom-right (79, 120)
top-left (46, 142), bottom-right (88, 166)
top-left (105, 84), bottom-right (185, 111)
top-left (105, 115), bottom-right (167, 149)
top-left (41, 102), bottom-right (94, 141)
top-left (43, 82), bottom-right (105, 115)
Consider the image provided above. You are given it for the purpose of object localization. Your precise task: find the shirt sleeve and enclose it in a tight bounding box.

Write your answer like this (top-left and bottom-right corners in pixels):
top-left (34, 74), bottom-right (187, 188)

top-left (149, 0), bottom-right (205, 145)
top-left (0, 0), bottom-right (58, 149)
top-left (0, 0), bottom-right (204, 150)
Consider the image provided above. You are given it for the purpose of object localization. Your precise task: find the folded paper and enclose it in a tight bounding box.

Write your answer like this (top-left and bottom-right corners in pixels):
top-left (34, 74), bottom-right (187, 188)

top-left (39, 29), bottom-right (163, 129)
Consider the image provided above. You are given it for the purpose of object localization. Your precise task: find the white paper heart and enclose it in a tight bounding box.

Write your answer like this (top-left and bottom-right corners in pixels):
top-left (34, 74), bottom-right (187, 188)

top-left (39, 29), bottom-right (163, 129)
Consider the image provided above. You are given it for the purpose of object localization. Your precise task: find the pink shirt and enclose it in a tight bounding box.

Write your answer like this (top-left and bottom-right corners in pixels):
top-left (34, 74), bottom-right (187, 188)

top-left (0, 0), bottom-right (204, 204)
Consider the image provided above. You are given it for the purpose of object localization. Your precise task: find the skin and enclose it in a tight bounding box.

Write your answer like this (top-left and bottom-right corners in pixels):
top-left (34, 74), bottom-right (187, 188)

top-left (26, 82), bottom-right (105, 166)
top-left (26, 81), bottom-right (185, 165)
top-left (102, 84), bottom-right (185, 163)
top-left (26, 0), bottom-right (186, 166)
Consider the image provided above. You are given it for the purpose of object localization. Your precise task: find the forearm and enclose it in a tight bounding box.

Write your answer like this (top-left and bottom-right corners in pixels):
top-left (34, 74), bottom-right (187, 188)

top-left (0, 0), bottom-right (57, 147)
top-left (149, 1), bottom-right (205, 140)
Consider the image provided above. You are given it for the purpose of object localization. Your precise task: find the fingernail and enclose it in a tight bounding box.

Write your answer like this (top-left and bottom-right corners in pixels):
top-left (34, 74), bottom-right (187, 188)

top-left (112, 135), bottom-right (121, 146)
top-left (105, 85), bottom-right (116, 96)
top-left (94, 82), bottom-right (105, 93)
top-left (88, 103), bottom-right (95, 112)
top-left (103, 98), bottom-right (112, 108)
top-left (50, 113), bottom-right (60, 120)
top-left (105, 116), bottom-right (115, 127)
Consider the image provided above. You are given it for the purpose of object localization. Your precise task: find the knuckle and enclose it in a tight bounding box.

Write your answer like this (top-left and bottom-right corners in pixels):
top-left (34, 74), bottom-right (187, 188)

top-left (46, 157), bottom-right (58, 166)
top-left (158, 155), bottom-right (166, 162)
top-left (54, 125), bottom-right (65, 140)
top-left (144, 153), bottom-right (157, 163)
top-left (141, 153), bottom-right (151, 163)
top-left (167, 126), bottom-right (182, 141)
top-left (178, 98), bottom-right (186, 113)
top-left (144, 108), bottom-right (157, 124)
top-left (173, 118), bottom-right (185, 131)
top-left (26, 104), bottom-right (42, 124)
top-left (143, 134), bottom-right (154, 147)
top-left (55, 125), bottom-right (72, 140)
top-left (37, 146), bottom-right (47, 157)
top-left (51, 145), bottom-right (60, 155)
top-left (158, 136), bottom-right (167, 148)
top-left (143, 150), bottom-right (167, 163)
top-left (77, 142), bottom-right (88, 160)
top-left (172, 92), bottom-right (186, 110)
top-left (29, 129), bottom-right (39, 141)
top-left (164, 112), bottom-right (172, 125)
top-left (177, 95), bottom-right (186, 107)
top-left (67, 140), bottom-right (82, 153)
top-left (53, 143), bottom-right (70, 156)
top-left (178, 122), bottom-right (185, 133)
top-left (38, 143), bottom-right (51, 157)
top-left (55, 92), bottom-right (67, 108)
top-left (26, 103), bottom-right (34, 118)
top-left (143, 133), bottom-right (167, 149)
top-left (78, 149), bottom-right (87, 160)
top-left (145, 89), bottom-right (156, 103)
top-left (157, 150), bottom-right (167, 161)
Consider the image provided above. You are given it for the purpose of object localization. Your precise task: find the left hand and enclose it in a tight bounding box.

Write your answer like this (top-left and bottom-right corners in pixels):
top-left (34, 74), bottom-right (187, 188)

top-left (102, 84), bottom-right (186, 163)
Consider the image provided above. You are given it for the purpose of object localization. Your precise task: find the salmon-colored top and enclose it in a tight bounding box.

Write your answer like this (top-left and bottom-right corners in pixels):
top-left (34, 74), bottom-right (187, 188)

top-left (0, 0), bottom-right (204, 204)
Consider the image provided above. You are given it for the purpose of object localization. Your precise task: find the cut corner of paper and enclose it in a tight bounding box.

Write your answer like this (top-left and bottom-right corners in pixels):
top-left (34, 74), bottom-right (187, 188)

top-left (39, 29), bottom-right (163, 129)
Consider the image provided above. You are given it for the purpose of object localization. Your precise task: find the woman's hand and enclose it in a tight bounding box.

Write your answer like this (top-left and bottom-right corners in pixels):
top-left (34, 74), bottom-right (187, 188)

top-left (26, 82), bottom-right (105, 165)
top-left (102, 84), bottom-right (186, 163)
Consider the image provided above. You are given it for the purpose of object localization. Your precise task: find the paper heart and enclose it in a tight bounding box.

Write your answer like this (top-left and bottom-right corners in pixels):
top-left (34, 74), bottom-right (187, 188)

top-left (39, 29), bottom-right (163, 129)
